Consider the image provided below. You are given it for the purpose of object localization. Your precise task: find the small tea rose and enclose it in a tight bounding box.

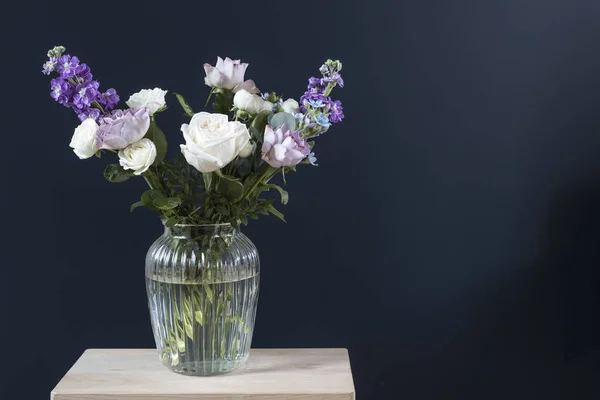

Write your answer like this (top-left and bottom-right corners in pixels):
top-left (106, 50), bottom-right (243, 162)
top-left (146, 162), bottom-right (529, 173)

top-left (69, 118), bottom-right (99, 159)
top-left (126, 88), bottom-right (168, 116)
top-left (118, 138), bottom-right (157, 175)
top-left (180, 112), bottom-right (251, 173)
top-left (238, 141), bottom-right (256, 158)
top-left (203, 57), bottom-right (259, 93)
top-left (234, 90), bottom-right (273, 115)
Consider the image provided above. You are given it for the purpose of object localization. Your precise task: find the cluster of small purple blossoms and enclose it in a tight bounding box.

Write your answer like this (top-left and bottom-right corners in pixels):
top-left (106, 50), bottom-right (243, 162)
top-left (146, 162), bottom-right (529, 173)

top-left (43, 46), bottom-right (119, 122)
top-left (297, 59), bottom-right (344, 136)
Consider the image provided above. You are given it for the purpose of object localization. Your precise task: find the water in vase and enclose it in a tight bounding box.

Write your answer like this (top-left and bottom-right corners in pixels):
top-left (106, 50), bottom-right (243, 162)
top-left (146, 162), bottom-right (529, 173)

top-left (146, 274), bottom-right (259, 375)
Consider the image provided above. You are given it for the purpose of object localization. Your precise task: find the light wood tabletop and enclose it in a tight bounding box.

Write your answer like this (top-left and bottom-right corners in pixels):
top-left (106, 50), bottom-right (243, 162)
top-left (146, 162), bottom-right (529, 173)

top-left (51, 348), bottom-right (355, 400)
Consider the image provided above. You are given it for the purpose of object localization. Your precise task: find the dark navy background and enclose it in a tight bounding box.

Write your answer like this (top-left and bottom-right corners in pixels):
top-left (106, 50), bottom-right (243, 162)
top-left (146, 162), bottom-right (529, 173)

top-left (2, 0), bottom-right (600, 398)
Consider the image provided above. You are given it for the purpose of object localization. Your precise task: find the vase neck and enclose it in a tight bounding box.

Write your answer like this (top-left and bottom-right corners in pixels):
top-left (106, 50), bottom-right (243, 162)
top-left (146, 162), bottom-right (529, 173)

top-left (166, 224), bottom-right (237, 239)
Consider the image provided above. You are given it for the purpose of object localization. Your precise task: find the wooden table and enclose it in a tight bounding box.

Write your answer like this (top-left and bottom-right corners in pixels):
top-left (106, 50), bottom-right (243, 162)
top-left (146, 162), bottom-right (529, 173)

top-left (51, 348), bottom-right (355, 400)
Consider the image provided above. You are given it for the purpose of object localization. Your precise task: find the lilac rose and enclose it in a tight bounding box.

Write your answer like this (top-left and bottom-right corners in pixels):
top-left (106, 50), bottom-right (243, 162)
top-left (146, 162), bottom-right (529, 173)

top-left (203, 57), bottom-right (259, 93)
top-left (96, 108), bottom-right (150, 150)
top-left (261, 124), bottom-right (310, 168)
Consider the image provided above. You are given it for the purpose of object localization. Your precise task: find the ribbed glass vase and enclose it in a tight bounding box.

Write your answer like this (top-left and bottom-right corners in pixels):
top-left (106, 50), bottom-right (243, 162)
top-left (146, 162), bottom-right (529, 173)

top-left (145, 224), bottom-right (260, 376)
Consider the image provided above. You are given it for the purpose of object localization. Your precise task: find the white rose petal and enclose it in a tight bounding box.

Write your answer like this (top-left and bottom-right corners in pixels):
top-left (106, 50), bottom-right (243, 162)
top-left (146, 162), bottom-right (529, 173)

top-left (281, 98), bottom-right (299, 114)
top-left (126, 88), bottom-right (168, 115)
top-left (69, 118), bottom-right (99, 159)
top-left (180, 112), bottom-right (251, 173)
top-left (118, 138), bottom-right (157, 175)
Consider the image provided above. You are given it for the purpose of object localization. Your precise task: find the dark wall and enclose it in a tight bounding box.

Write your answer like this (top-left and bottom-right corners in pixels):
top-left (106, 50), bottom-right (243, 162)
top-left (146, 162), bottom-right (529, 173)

top-left (2, 0), bottom-right (600, 398)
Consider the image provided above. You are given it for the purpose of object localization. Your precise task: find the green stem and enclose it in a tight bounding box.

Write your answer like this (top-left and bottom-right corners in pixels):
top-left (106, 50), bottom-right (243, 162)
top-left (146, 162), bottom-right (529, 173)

top-left (237, 167), bottom-right (277, 203)
top-left (323, 82), bottom-right (335, 97)
top-left (143, 176), bottom-right (154, 189)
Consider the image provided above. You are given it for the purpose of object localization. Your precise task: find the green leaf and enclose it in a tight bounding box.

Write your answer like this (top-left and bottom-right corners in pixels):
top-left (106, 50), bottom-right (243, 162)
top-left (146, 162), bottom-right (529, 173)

top-left (144, 122), bottom-right (168, 165)
top-left (215, 169), bottom-right (244, 202)
top-left (266, 203), bottom-right (286, 222)
top-left (269, 112), bottom-right (296, 131)
top-left (141, 190), bottom-right (166, 210)
top-left (230, 316), bottom-right (250, 334)
top-left (265, 184), bottom-right (289, 205)
top-left (203, 284), bottom-right (214, 303)
top-left (234, 156), bottom-right (253, 178)
top-left (172, 92), bottom-right (195, 117)
top-left (250, 111), bottom-right (271, 142)
top-left (130, 201), bottom-right (144, 212)
top-left (164, 216), bottom-right (180, 227)
top-left (104, 164), bottom-right (134, 183)
top-left (194, 310), bottom-right (204, 326)
top-left (154, 197), bottom-right (182, 210)
top-left (212, 91), bottom-right (233, 114)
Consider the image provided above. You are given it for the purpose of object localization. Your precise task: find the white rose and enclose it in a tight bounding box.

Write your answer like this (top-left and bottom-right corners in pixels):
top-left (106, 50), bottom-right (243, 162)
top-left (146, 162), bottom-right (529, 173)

top-left (234, 90), bottom-right (274, 115)
top-left (280, 98), bottom-right (299, 114)
top-left (180, 112), bottom-right (251, 173)
top-left (69, 118), bottom-right (99, 159)
top-left (126, 88), bottom-right (168, 115)
top-left (118, 138), bottom-right (157, 175)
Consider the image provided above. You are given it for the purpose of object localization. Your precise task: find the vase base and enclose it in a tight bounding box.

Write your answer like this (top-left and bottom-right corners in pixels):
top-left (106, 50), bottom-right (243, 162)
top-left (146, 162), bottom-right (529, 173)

top-left (161, 355), bottom-right (249, 376)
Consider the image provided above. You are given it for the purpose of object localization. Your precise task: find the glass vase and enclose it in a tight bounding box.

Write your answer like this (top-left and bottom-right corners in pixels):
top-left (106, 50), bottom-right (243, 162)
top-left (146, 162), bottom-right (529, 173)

top-left (145, 224), bottom-right (260, 376)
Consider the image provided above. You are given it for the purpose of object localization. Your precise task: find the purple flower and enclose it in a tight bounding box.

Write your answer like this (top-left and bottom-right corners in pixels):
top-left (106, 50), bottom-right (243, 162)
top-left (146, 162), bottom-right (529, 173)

top-left (328, 99), bottom-right (344, 123)
top-left (77, 108), bottom-right (101, 122)
top-left (73, 81), bottom-right (100, 110)
top-left (42, 58), bottom-right (57, 75)
top-left (57, 55), bottom-right (80, 79)
top-left (300, 91), bottom-right (328, 113)
top-left (308, 152), bottom-right (318, 166)
top-left (74, 64), bottom-right (93, 84)
top-left (261, 124), bottom-right (310, 168)
top-left (323, 73), bottom-right (344, 88)
top-left (308, 77), bottom-right (322, 89)
top-left (96, 108), bottom-right (150, 150)
top-left (50, 78), bottom-right (72, 105)
top-left (98, 88), bottom-right (120, 111)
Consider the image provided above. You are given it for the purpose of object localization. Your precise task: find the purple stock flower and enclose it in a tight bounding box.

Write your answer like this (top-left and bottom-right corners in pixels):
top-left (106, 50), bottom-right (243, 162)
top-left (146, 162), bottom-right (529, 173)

top-left (98, 88), bottom-right (119, 111)
top-left (328, 99), bottom-right (344, 123)
top-left (323, 72), bottom-right (344, 88)
top-left (300, 91), bottom-right (328, 113)
top-left (261, 124), bottom-right (310, 168)
top-left (73, 81), bottom-right (100, 109)
top-left (308, 77), bottom-right (323, 90)
top-left (96, 108), bottom-right (150, 150)
top-left (50, 78), bottom-right (72, 105)
top-left (77, 108), bottom-right (101, 122)
top-left (57, 55), bottom-right (80, 78)
top-left (42, 58), bottom-right (57, 75)
top-left (74, 63), bottom-right (93, 83)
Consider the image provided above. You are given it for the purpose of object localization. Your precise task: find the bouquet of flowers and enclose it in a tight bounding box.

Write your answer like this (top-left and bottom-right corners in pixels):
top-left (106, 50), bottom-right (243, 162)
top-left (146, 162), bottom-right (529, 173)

top-left (42, 46), bottom-right (345, 226)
